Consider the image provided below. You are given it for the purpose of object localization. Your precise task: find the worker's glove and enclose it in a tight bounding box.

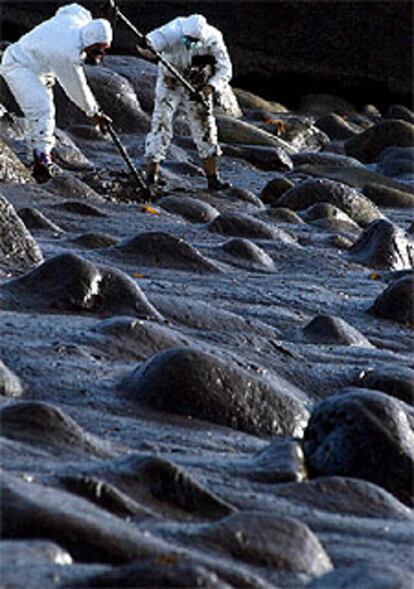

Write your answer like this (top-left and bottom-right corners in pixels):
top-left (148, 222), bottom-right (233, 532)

top-left (136, 35), bottom-right (153, 51)
top-left (200, 84), bottom-right (215, 98)
top-left (92, 111), bottom-right (112, 134)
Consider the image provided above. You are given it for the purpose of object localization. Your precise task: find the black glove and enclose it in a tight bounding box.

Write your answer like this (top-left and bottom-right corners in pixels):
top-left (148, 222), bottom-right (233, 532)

top-left (136, 35), bottom-right (153, 51)
top-left (92, 111), bottom-right (112, 134)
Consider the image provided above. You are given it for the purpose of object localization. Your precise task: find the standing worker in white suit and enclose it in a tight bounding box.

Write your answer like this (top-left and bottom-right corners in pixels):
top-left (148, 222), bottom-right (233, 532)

top-left (1, 3), bottom-right (112, 182)
top-left (140, 14), bottom-right (233, 193)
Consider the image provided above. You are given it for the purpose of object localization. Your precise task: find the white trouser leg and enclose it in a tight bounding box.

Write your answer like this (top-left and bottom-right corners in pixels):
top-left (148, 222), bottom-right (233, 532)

top-left (144, 76), bottom-right (182, 163)
top-left (185, 94), bottom-right (221, 160)
top-left (1, 62), bottom-right (56, 156)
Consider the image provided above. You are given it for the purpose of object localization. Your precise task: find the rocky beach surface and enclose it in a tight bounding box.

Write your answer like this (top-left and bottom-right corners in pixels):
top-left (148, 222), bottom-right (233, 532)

top-left (1, 48), bottom-right (414, 589)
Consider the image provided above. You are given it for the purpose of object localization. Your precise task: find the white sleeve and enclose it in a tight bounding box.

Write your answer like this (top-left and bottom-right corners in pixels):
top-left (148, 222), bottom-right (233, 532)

top-left (53, 58), bottom-right (100, 117)
top-left (147, 19), bottom-right (182, 53)
top-left (207, 33), bottom-right (232, 94)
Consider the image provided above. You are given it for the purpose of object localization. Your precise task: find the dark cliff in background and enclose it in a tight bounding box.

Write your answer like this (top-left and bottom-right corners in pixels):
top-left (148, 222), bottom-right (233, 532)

top-left (1, 0), bottom-right (413, 109)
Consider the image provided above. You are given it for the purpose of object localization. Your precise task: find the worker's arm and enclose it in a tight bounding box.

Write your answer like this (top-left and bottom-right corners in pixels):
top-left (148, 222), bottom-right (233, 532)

top-left (206, 33), bottom-right (232, 94)
top-left (53, 57), bottom-right (100, 117)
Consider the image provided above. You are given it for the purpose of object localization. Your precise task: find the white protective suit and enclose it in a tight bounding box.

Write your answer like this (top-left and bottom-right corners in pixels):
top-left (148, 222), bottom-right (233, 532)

top-left (0, 4), bottom-right (112, 155)
top-left (145, 15), bottom-right (232, 163)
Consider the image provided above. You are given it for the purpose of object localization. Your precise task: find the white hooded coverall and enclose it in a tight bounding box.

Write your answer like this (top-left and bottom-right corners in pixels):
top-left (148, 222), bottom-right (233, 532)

top-left (145, 15), bottom-right (232, 163)
top-left (0, 3), bottom-right (112, 156)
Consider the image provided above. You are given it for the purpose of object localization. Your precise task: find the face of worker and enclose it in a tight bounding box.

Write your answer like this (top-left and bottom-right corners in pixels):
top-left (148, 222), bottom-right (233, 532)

top-left (83, 43), bottom-right (110, 65)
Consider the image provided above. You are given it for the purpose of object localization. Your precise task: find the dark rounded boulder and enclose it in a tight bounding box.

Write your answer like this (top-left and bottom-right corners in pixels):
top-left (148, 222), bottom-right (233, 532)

top-left (119, 347), bottom-right (309, 438)
top-left (45, 172), bottom-right (103, 201)
top-left (113, 232), bottom-right (219, 273)
top-left (291, 151), bottom-right (363, 168)
top-left (194, 512), bottom-right (332, 575)
top-left (346, 219), bottom-right (414, 270)
top-left (18, 207), bottom-right (63, 233)
top-left (0, 401), bottom-right (110, 457)
top-left (209, 212), bottom-right (295, 242)
top-left (362, 183), bottom-right (414, 209)
top-left (303, 315), bottom-right (371, 346)
top-left (221, 238), bottom-right (274, 270)
top-left (345, 119), bottom-right (414, 163)
top-left (385, 104), bottom-right (414, 124)
top-left (223, 144), bottom-right (293, 172)
top-left (278, 178), bottom-right (382, 226)
top-left (54, 200), bottom-right (107, 217)
top-left (158, 195), bottom-right (219, 223)
top-left (314, 113), bottom-right (359, 140)
top-left (302, 202), bottom-right (361, 233)
top-left (369, 274), bottom-right (414, 326)
top-left (260, 175), bottom-right (294, 205)
top-left (1, 252), bottom-right (161, 320)
top-left (357, 366), bottom-right (414, 406)
top-left (266, 207), bottom-right (304, 224)
top-left (303, 389), bottom-right (414, 505)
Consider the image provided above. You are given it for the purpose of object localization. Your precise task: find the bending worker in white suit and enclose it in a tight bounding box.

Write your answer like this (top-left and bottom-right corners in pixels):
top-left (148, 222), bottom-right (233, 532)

top-left (140, 14), bottom-right (233, 193)
top-left (1, 3), bottom-right (112, 182)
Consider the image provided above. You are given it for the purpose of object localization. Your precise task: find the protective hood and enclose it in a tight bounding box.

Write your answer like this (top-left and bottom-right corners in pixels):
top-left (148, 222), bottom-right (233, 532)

top-left (81, 19), bottom-right (112, 48)
top-left (55, 3), bottom-right (92, 26)
top-left (181, 14), bottom-right (207, 39)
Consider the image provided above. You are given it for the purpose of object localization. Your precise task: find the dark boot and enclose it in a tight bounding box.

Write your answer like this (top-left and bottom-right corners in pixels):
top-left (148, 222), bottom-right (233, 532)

top-left (32, 150), bottom-right (54, 183)
top-left (202, 156), bottom-right (232, 192)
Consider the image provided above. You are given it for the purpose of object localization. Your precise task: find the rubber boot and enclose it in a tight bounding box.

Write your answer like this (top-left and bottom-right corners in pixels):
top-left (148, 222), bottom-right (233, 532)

top-left (202, 156), bottom-right (232, 192)
top-left (32, 150), bottom-right (54, 184)
top-left (145, 161), bottom-right (161, 199)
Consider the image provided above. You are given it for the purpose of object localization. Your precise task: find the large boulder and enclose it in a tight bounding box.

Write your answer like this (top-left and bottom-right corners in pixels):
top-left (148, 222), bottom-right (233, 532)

top-left (119, 347), bottom-right (309, 438)
top-left (111, 232), bottom-right (220, 274)
top-left (209, 212), bottom-right (296, 241)
top-left (345, 120), bottom-right (414, 163)
top-left (0, 252), bottom-right (161, 319)
top-left (0, 193), bottom-right (43, 272)
top-left (278, 178), bottom-right (383, 226)
top-left (55, 66), bottom-right (150, 132)
top-left (0, 137), bottom-right (34, 184)
top-left (369, 274), bottom-right (414, 327)
top-left (346, 219), bottom-right (414, 270)
top-left (303, 389), bottom-right (414, 505)
top-left (303, 315), bottom-right (371, 346)
top-left (216, 115), bottom-right (294, 152)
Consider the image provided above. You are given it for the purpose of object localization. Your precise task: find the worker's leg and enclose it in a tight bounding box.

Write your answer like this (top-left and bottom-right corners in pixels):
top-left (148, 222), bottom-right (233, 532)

top-left (144, 75), bottom-right (181, 186)
top-left (2, 63), bottom-right (56, 157)
top-left (186, 95), bottom-right (231, 192)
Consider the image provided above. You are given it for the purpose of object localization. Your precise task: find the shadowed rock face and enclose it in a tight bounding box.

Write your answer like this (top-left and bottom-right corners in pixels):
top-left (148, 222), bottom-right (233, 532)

top-left (345, 120), bottom-right (414, 163)
top-left (357, 367), bottom-right (414, 406)
top-left (369, 274), bottom-right (414, 327)
top-left (112, 232), bottom-right (220, 273)
top-left (158, 196), bottom-right (219, 223)
top-left (0, 540), bottom-right (72, 566)
top-left (119, 347), bottom-right (309, 438)
top-left (1, 253), bottom-right (161, 319)
top-left (80, 454), bottom-right (235, 522)
top-left (303, 315), bottom-right (371, 347)
top-left (209, 212), bottom-right (295, 241)
top-left (303, 389), bottom-right (414, 505)
top-left (347, 219), bottom-right (414, 270)
top-left (0, 472), bottom-right (175, 564)
top-left (187, 512), bottom-right (333, 575)
top-left (278, 178), bottom-right (382, 226)
top-left (0, 401), bottom-right (111, 458)
top-left (221, 238), bottom-right (274, 270)
top-left (18, 208), bottom-right (63, 233)
top-left (0, 194), bottom-right (43, 272)
top-left (0, 138), bottom-right (34, 184)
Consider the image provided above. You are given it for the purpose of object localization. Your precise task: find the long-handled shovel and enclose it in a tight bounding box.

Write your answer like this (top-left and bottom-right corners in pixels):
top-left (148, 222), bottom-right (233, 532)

top-left (105, 121), bottom-right (154, 203)
top-left (103, 0), bottom-right (209, 109)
